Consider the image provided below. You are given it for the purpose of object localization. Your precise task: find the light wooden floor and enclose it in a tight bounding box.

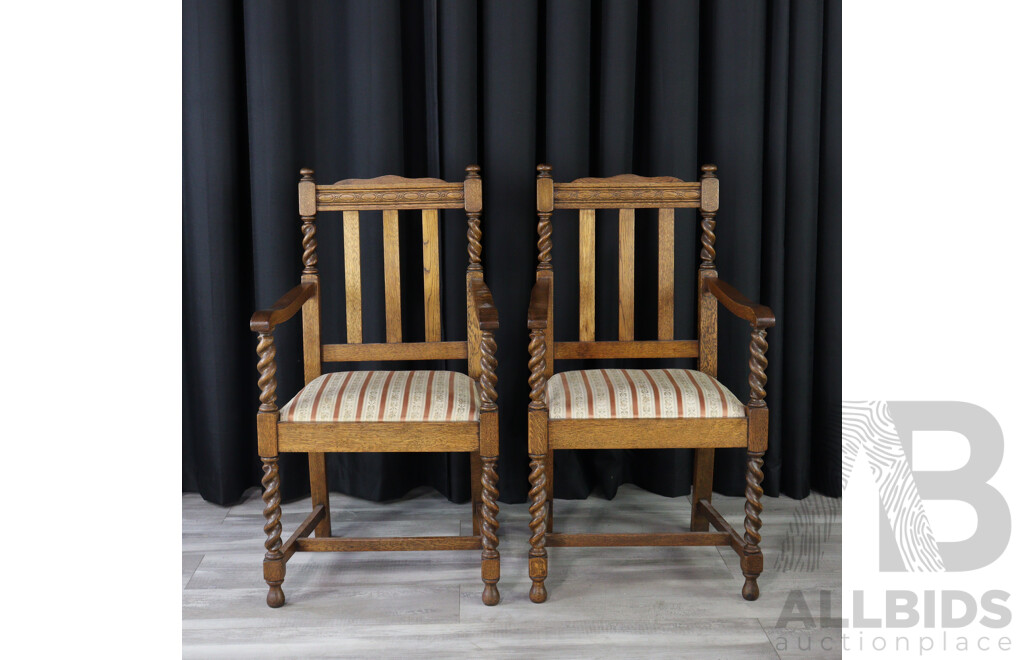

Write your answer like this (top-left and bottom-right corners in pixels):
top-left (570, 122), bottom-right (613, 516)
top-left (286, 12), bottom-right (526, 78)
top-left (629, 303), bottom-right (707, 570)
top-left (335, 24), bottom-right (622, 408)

top-left (184, 484), bottom-right (841, 659)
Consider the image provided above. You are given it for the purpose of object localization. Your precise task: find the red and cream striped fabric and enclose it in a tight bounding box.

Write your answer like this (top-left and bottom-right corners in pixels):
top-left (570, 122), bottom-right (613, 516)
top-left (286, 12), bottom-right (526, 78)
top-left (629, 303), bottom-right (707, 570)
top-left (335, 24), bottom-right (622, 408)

top-left (546, 368), bottom-right (745, 420)
top-left (279, 371), bottom-right (481, 423)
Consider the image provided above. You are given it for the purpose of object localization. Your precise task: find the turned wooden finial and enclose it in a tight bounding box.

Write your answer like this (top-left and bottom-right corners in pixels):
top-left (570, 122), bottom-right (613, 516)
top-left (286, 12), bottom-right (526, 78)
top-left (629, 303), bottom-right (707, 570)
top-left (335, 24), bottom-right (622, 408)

top-left (300, 168), bottom-right (314, 180)
top-left (700, 164), bottom-right (717, 178)
top-left (537, 163), bottom-right (553, 178)
top-left (465, 163), bottom-right (481, 179)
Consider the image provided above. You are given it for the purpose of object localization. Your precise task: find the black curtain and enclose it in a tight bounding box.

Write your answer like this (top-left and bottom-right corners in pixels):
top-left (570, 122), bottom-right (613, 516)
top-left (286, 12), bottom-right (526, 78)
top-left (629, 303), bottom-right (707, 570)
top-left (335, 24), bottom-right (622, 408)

top-left (184, 0), bottom-right (841, 506)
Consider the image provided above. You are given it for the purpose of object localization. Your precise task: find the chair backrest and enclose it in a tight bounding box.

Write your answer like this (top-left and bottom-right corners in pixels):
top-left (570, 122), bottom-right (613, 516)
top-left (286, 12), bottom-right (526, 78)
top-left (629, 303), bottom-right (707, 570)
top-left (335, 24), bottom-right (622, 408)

top-left (534, 164), bottom-right (721, 378)
top-left (297, 165), bottom-right (485, 384)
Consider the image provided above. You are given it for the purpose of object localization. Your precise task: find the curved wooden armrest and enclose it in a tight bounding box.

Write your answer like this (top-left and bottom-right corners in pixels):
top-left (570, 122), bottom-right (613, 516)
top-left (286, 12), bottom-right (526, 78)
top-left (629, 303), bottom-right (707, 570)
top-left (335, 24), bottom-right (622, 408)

top-left (527, 278), bottom-right (551, 330)
top-left (250, 283), bottom-right (316, 333)
top-left (470, 279), bottom-right (499, 331)
top-left (704, 278), bottom-right (775, 328)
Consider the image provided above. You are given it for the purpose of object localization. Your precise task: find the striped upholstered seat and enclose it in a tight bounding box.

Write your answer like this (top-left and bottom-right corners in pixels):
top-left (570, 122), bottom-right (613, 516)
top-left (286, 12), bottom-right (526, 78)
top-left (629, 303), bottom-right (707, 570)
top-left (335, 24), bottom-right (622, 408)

top-left (546, 368), bottom-right (745, 420)
top-left (279, 371), bottom-right (480, 423)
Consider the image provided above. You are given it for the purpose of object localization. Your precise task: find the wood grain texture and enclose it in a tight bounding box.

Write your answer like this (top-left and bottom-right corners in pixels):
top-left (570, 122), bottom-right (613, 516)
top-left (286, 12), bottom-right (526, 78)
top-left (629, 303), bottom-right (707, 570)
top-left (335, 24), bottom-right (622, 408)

top-left (278, 422), bottom-right (479, 453)
top-left (250, 283), bottom-right (315, 333)
top-left (618, 209), bottom-right (634, 341)
top-left (698, 269), bottom-right (718, 378)
top-left (280, 505), bottom-right (326, 561)
top-left (690, 448), bottom-right (715, 532)
top-left (322, 341), bottom-right (467, 362)
top-left (466, 272), bottom-right (482, 379)
top-left (297, 536), bottom-right (481, 552)
top-left (306, 452), bottom-right (331, 538)
top-left (554, 340), bottom-right (698, 360)
top-left (383, 209), bottom-right (402, 342)
top-left (300, 275), bottom-right (322, 383)
top-left (316, 179), bottom-right (465, 211)
top-left (549, 418), bottom-right (748, 450)
top-left (545, 532), bottom-right (731, 548)
top-left (249, 168), bottom-right (502, 611)
top-left (184, 486), bottom-right (835, 656)
top-left (343, 211), bottom-right (362, 343)
top-left (578, 209), bottom-right (596, 341)
top-left (705, 277), bottom-right (775, 328)
top-left (528, 452), bottom-right (549, 603)
top-left (479, 455), bottom-right (500, 605)
top-left (421, 209), bottom-right (442, 342)
top-left (657, 208), bottom-right (674, 340)
top-left (553, 178), bottom-right (702, 209)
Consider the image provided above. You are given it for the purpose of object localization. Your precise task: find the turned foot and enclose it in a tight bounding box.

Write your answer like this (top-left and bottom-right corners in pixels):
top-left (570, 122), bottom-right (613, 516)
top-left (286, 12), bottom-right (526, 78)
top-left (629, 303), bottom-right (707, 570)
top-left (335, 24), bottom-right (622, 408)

top-left (530, 580), bottom-right (548, 603)
top-left (742, 575), bottom-right (759, 601)
top-left (482, 582), bottom-right (500, 606)
top-left (267, 582), bottom-right (285, 608)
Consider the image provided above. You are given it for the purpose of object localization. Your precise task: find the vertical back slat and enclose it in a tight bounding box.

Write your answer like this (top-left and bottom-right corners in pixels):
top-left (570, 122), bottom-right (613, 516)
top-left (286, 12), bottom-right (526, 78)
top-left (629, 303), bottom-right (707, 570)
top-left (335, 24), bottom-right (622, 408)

top-left (578, 209), bottom-right (596, 341)
top-left (383, 209), bottom-right (402, 342)
top-left (342, 211), bottom-right (363, 343)
top-left (657, 208), bottom-right (675, 340)
top-left (422, 209), bottom-right (442, 342)
top-left (618, 208), bottom-right (635, 341)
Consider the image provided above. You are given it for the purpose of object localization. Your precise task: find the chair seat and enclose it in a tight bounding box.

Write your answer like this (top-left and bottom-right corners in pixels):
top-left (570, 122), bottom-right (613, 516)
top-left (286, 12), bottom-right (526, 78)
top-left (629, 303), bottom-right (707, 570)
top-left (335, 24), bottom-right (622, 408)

top-left (280, 371), bottom-right (480, 423)
top-left (546, 368), bottom-right (746, 420)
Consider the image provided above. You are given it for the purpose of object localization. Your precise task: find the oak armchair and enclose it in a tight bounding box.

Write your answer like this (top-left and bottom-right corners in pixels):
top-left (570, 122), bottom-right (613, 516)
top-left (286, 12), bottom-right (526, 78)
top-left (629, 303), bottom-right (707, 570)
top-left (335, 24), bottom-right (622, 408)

top-left (526, 164), bottom-right (775, 603)
top-left (250, 166), bottom-right (501, 608)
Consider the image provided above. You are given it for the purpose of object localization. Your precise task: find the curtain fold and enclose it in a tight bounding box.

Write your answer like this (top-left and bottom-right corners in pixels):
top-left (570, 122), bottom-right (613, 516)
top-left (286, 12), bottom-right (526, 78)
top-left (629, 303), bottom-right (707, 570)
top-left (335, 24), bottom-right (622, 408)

top-left (183, 0), bottom-right (841, 505)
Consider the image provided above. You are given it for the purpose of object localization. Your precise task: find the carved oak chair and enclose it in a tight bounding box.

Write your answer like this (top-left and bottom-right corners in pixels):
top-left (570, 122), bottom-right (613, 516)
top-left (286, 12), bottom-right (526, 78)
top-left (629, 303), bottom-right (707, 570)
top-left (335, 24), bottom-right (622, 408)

top-left (526, 164), bottom-right (775, 603)
top-left (250, 166), bottom-right (501, 607)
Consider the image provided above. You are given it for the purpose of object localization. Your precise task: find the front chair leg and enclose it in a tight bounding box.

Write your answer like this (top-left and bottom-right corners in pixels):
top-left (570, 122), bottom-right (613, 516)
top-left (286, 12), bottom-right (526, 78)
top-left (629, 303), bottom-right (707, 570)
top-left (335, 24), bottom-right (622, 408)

top-left (741, 450), bottom-right (765, 601)
top-left (261, 456), bottom-right (286, 608)
top-left (480, 455), bottom-right (501, 605)
top-left (528, 453), bottom-right (549, 603)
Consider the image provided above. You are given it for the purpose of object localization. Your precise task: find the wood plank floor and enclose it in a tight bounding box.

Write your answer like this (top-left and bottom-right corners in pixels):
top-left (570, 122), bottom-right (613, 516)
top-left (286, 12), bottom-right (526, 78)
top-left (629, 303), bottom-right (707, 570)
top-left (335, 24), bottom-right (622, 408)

top-left (183, 484), bottom-right (841, 659)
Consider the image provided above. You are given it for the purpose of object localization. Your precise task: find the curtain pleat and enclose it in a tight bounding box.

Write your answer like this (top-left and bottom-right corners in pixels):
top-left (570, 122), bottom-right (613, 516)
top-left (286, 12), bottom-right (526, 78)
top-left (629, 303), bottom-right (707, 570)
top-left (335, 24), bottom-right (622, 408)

top-left (183, 0), bottom-right (841, 505)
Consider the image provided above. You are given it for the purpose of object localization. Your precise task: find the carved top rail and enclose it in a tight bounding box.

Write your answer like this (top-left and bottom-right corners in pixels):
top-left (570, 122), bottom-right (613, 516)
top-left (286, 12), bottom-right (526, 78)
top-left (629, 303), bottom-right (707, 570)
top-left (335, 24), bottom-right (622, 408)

top-left (307, 174), bottom-right (471, 212)
top-left (550, 174), bottom-right (704, 210)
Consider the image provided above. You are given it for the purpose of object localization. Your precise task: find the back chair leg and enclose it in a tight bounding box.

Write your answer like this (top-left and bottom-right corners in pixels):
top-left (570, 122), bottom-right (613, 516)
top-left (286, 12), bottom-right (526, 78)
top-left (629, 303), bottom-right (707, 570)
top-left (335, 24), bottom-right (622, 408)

top-left (690, 448), bottom-right (714, 531)
top-left (480, 455), bottom-right (501, 605)
top-left (741, 450), bottom-right (765, 601)
top-left (308, 451), bottom-right (332, 537)
top-left (470, 451), bottom-right (483, 535)
top-left (545, 448), bottom-right (554, 532)
top-left (528, 452), bottom-right (549, 603)
top-left (261, 456), bottom-right (286, 608)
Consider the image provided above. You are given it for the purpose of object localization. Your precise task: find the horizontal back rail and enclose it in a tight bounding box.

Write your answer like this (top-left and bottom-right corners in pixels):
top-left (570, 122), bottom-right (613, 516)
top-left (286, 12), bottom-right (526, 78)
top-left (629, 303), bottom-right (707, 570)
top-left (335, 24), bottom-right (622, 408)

top-left (554, 340), bottom-right (698, 360)
top-left (316, 175), bottom-right (466, 211)
top-left (322, 341), bottom-right (468, 363)
top-left (553, 174), bottom-right (702, 209)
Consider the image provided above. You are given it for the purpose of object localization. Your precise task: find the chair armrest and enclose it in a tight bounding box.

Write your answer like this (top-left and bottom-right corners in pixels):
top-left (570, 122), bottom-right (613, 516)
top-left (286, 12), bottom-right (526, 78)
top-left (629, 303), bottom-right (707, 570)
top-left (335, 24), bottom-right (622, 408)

top-left (527, 278), bottom-right (551, 330)
top-left (470, 279), bottom-right (499, 331)
top-left (250, 283), bottom-right (316, 333)
top-left (704, 277), bottom-right (775, 328)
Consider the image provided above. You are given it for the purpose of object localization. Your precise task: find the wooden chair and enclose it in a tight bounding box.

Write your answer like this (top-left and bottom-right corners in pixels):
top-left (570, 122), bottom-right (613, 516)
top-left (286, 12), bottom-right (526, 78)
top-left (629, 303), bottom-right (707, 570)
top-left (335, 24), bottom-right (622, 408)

top-left (250, 166), bottom-right (501, 608)
top-left (525, 164), bottom-right (775, 603)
